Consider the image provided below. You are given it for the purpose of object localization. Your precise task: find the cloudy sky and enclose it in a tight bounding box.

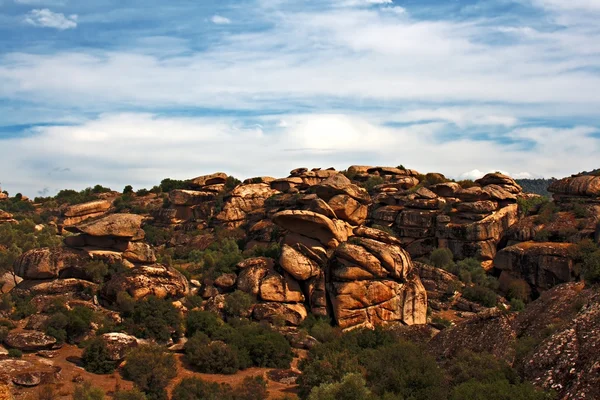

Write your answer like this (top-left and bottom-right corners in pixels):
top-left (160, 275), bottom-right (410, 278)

top-left (1, 0), bottom-right (599, 196)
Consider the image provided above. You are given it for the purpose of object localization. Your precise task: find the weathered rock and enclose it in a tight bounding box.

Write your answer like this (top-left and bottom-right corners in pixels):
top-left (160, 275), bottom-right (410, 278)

top-left (4, 331), bottom-right (57, 352)
top-left (279, 244), bottom-right (321, 281)
top-left (252, 302), bottom-right (308, 326)
top-left (315, 174), bottom-right (370, 204)
top-left (236, 258), bottom-right (274, 296)
top-left (549, 174), bottom-right (600, 197)
top-left (66, 213), bottom-right (145, 239)
top-left (14, 278), bottom-right (97, 297)
top-left (61, 200), bottom-right (112, 226)
top-left (123, 242), bottom-right (156, 264)
top-left (273, 210), bottom-right (348, 247)
top-left (259, 271), bottom-right (305, 303)
top-left (189, 172), bottom-right (228, 188)
top-left (476, 173), bottom-right (522, 191)
top-left (99, 333), bottom-right (138, 361)
top-left (353, 226), bottom-right (402, 246)
top-left (270, 177), bottom-right (303, 192)
top-left (327, 194), bottom-right (368, 225)
top-left (428, 309), bottom-right (517, 363)
top-left (0, 210), bottom-right (17, 224)
top-left (13, 247), bottom-right (86, 280)
top-left (430, 182), bottom-right (461, 197)
top-left (483, 185), bottom-right (518, 202)
top-left (214, 273), bottom-right (237, 289)
top-left (102, 264), bottom-right (189, 300)
top-left (169, 190), bottom-right (216, 206)
top-left (494, 242), bottom-right (577, 292)
top-left (456, 201), bottom-right (498, 214)
top-left (12, 372), bottom-right (42, 387)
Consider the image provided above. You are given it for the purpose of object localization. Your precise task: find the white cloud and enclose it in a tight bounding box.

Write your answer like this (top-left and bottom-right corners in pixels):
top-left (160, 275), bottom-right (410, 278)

top-left (529, 0), bottom-right (600, 11)
top-left (391, 107), bottom-right (518, 128)
top-left (24, 8), bottom-right (77, 30)
top-left (210, 15), bottom-right (231, 24)
top-left (15, 0), bottom-right (66, 5)
top-left (367, 0), bottom-right (393, 3)
top-left (0, 113), bottom-right (597, 196)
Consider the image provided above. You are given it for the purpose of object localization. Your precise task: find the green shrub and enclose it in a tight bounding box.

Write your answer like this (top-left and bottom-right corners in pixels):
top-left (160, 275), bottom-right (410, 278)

top-left (534, 230), bottom-right (550, 242)
top-left (122, 345), bottom-right (177, 400)
top-left (463, 286), bottom-right (497, 307)
top-left (298, 350), bottom-right (363, 398)
top-left (431, 248), bottom-right (454, 269)
top-left (72, 382), bottom-right (105, 400)
top-left (517, 196), bottom-right (548, 217)
top-left (84, 260), bottom-right (109, 284)
top-left (233, 376), bottom-right (269, 400)
top-left (128, 296), bottom-right (182, 342)
top-left (187, 238), bottom-right (243, 278)
top-left (8, 348), bottom-right (22, 358)
top-left (123, 185), bottom-right (134, 195)
top-left (185, 334), bottom-right (240, 374)
top-left (581, 249), bottom-right (600, 284)
top-left (0, 326), bottom-right (9, 342)
top-left (172, 377), bottom-right (233, 400)
top-left (113, 389), bottom-right (148, 400)
top-left (46, 306), bottom-right (94, 344)
top-left (308, 319), bottom-right (341, 343)
top-left (308, 373), bottom-right (375, 400)
top-left (224, 290), bottom-right (255, 319)
top-left (510, 298), bottom-right (526, 312)
top-left (361, 176), bottom-right (385, 191)
top-left (507, 280), bottom-right (530, 302)
top-left (82, 338), bottom-right (116, 374)
top-left (363, 342), bottom-right (447, 400)
top-left (159, 178), bottom-right (188, 193)
top-left (186, 310), bottom-right (223, 338)
top-left (450, 380), bottom-right (554, 400)
top-left (535, 202), bottom-right (558, 224)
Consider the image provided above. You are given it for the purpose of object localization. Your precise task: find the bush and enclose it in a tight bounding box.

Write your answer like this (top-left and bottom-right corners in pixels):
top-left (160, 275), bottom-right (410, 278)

top-left (8, 348), bottom-right (22, 358)
top-left (507, 280), bottom-right (530, 302)
top-left (233, 376), bottom-right (268, 400)
top-left (363, 342), bottom-right (447, 400)
top-left (308, 373), bottom-right (375, 400)
top-left (187, 238), bottom-right (243, 278)
top-left (535, 202), bottom-right (558, 224)
top-left (123, 185), bottom-right (134, 195)
top-left (431, 248), bottom-right (454, 269)
top-left (113, 389), bottom-right (148, 400)
top-left (45, 306), bottom-right (94, 344)
top-left (517, 196), bottom-right (548, 216)
top-left (172, 377), bottom-right (234, 400)
top-left (128, 296), bottom-right (182, 342)
top-left (534, 230), bottom-right (550, 242)
top-left (361, 176), bottom-right (385, 191)
top-left (510, 298), bottom-right (526, 312)
top-left (224, 290), bottom-right (255, 318)
top-left (581, 249), bottom-right (600, 284)
top-left (84, 260), bottom-right (109, 284)
top-left (462, 286), bottom-right (497, 308)
top-left (185, 334), bottom-right (240, 374)
top-left (82, 338), bottom-right (116, 374)
top-left (122, 345), bottom-right (177, 400)
top-left (186, 310), bottom-right (223, 338)
top-left (72, 382), bottom-right (105, 400)
top-left (450, 380), bottom-right (554, 400)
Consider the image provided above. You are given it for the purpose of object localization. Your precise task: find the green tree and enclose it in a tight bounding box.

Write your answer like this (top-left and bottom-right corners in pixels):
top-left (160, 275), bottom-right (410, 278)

top-left (172, 377), bottom-right (233, 400)
top-left (82, 338), bottom-right (116, 374)
top-left (431, 248), bottom-right (454, 269)
top-left (122, 345), bottom-right (177, 400)
top-left (72, 382), bottom-right (105, 400)
top-left (308, 373), bottom-right (376, 400)
top-left (123, 185), bottom-right (134, 195)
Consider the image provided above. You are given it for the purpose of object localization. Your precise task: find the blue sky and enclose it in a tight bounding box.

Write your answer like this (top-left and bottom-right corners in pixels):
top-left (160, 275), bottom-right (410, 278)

top-left (1, 0), bottom-right (600, 196)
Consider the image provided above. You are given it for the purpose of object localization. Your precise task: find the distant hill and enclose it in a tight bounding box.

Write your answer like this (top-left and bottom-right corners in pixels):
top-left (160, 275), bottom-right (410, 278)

top-left (516, 178), bottom-right (556, 197)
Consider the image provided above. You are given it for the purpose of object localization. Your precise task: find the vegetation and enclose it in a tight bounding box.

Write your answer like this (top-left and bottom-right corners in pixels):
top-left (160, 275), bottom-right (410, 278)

top-left (187, 237), bottom-right (244, 278)
top-left (515, 179), bottom-right (555, 197)
top-left (82, 338), bottom-right (116, 374)
top-left (184, 312), bottom-right (293, 371)
top-left (72, 382), bottom-right (105, 400)
top-left (172, 376), bottom-right (268, 400)
top-left (517, 196), bottom-right (549, 216)
top-left (224, 290), bottom-right (255, 319)
top-left (122, 344), bottom-right (178, 400)
top-left (125, 296), bottom-right (183, 342)
top-left (570, 239), bottom-right (600, 284)
top-left (45, 305), bottom-right (95, 344)
top-left (8, 348), bottom-right (22, 358)
top-left (113, 389), bottom-right (148, 400)
top-left (361, 176), bottom-right (385, 191)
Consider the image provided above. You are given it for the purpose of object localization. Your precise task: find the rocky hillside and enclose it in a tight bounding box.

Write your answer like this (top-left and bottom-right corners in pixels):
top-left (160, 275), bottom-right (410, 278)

top-left (0, 167), bottom-right (598, 399)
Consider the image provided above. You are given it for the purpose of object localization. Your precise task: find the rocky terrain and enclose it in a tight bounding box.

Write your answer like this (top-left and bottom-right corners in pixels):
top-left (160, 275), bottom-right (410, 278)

top-left (0, 169), bottom-right (598, 399)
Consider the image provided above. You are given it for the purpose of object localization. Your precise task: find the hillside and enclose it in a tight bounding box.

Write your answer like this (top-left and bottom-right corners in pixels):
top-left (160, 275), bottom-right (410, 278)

top-left (1, 166), bottom-right (599, 400)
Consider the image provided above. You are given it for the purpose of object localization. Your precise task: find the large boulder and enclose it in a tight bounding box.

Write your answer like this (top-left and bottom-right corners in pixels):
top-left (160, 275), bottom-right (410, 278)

top-left (314, 174), bottom-right (370, 204)
top-left (252, 302), bottom-right (308, 326)
top-left (259, 271), bottom-right (305, 303)
top-left (13, 247), bottom-right (86, 280)
top-left (99, 333), bottom-right (138, 361)
top-left (4, 331), bottom-right (57, 352)
top-left (236, 258), bottom-right (275, 296)
top-left (273, 210), bottom-right (349, 247)
top-left (66, 213), bottom-right (145, 239)
top-left (13, 278), bottom-right (97, 297)
top-left (549, 174), bottom-right (600, 197)
top-left (61, 200), bottom-right (112, 226)
top-left (169, 190), bottom-right (216, 206)
top-left (188, 172), bottom-right (228, 188)
top-left (102, 264), bottom-right (190, 300)
top-left (494, 242), bottom-right (577, 292)
top-left (279, 244), bottom-right (321, 281)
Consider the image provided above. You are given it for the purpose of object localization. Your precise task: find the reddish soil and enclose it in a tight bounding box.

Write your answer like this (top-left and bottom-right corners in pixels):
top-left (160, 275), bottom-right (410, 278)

top-left (9, 345), bottom-right (300, 400)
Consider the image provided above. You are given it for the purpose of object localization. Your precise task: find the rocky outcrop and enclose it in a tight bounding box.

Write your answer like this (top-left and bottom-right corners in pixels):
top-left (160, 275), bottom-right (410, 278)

top-left (13, 247), bottom-right (86, 280)
top-left (494, 242), bottom-right (577, 293)
top-left (371, 173), bottom-right (521, 261)
top-left (0, 210), bottom-right (17, 224)
top-left (3, 331), bottom-right (58, 352)
top-left (102, 264), bottom-right (190, 301)
top-left (65, 213), bottom-right (145, 239)
top-left (188, 172), bottom-right (228, 189)
top-left (60, 200), bottom-right (111, 227)
top-left (515, 283), bottom-right (600, 400)
top-left (215, 183), bottom-right (280, 228)
top-left (99, 332), bottom-right (138, 361)
top-left (549, 173), bottom-right (600, 202)
top-left (428, 309), bottom-right (517, 363)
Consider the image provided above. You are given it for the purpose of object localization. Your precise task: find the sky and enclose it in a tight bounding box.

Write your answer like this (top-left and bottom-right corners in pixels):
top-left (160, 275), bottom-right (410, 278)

top-left (1, 0), bottom-right (600, 197)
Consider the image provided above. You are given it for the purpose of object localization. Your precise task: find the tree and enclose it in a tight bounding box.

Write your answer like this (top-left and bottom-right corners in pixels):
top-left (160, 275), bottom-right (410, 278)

top-left (172, 377), bottom-right (233, 400)
top-left (308, 374), bottom-right (375, 400)
top-left (123, 185), bottom-right (134, 195)
top-left (430, 248), bottom-right (454, 269)
top-left (72, 382), bottom-right (105, 400)
top-left (224, 290), bottom-right (255, 318)
top-left (113, 389), bottom-right (148, 400)
top-left (184, 334), bottom-right (240, 374)
top-left (82, 338), bottom-right (116, 374)
top-left (122, 345), bottom-right (177, 400)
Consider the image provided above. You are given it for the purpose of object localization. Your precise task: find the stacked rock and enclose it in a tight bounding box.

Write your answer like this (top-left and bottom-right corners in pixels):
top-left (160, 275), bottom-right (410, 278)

top-left (214, 183), bottom-right (280, 229)
top-left (58, 200), bottom-right (112, 229)
top-left (270, 168), bottom-right (338, 193)
top-left (371, 172), bottom-right (521, 262)
top-left (237, 174), bottom-right (427, 328)
top-left (0, 210), bottom-right (17, 224)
